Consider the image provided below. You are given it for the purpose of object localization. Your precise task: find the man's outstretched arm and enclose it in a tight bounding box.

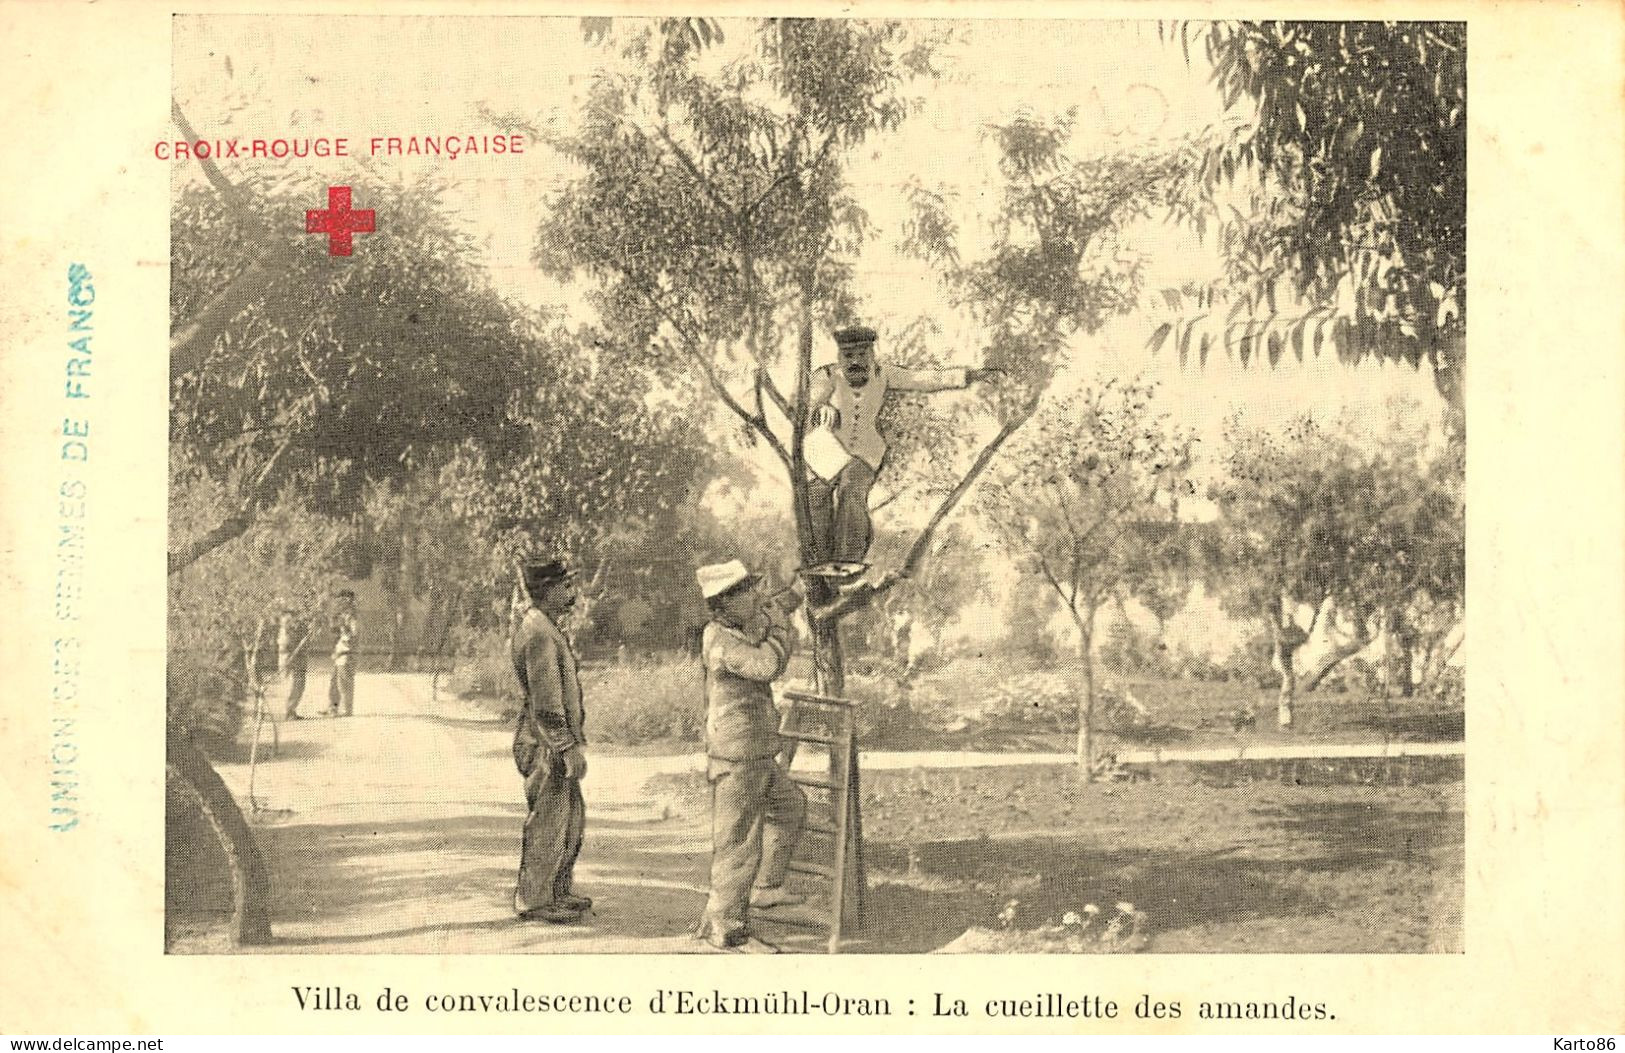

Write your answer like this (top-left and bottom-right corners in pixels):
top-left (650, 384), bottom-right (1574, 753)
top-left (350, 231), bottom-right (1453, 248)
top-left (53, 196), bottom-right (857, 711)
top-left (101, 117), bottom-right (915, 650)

top-left (886, 364), bottom-right (1004, 393)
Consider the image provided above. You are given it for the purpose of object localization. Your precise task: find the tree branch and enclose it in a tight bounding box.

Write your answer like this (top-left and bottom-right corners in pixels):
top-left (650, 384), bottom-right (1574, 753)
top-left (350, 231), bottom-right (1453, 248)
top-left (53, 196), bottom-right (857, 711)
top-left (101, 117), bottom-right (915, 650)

top-left (167, 438), bottom-right (294, 576)
top-left (657, 125), bottom-right (738, 215)
top-left (813, 399), bottom-right (1039, 624)
top-left (169, 102), bottom-right (294, 383)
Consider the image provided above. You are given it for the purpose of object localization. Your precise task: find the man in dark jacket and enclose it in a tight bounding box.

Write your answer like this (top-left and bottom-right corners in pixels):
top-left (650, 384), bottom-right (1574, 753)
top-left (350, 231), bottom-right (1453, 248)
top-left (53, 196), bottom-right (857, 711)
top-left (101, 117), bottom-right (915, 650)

top-left (511, 559), bottom-right (591, 924)
top-left (694, 559), bottom-right (805, 953)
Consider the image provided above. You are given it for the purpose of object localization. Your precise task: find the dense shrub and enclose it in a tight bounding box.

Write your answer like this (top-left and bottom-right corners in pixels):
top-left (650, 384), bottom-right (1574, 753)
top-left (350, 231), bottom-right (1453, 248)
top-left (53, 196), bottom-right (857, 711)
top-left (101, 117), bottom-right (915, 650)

top-left (1099, 622), bottom-right (1177, 680)
top-left (445, 625), bottom-right (522, 704)
top-left (1221, 629), bottom-right (1281, 689)
top-left (579, 656), bottom-right (706, 744)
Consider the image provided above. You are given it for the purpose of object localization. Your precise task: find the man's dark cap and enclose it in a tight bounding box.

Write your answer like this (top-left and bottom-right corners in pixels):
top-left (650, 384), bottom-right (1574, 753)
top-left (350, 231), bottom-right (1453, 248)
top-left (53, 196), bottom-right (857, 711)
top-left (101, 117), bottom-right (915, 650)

top-left (522, 559), bottom-right (576, 591)
top-left (334, 588), bottom-right (356, 599)
top-left (833, 325), bottom-right (878, 348)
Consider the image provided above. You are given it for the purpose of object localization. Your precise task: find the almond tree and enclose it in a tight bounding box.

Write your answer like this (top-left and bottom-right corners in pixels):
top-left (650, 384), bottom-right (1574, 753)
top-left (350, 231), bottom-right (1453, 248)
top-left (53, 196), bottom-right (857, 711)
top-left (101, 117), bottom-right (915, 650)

top-left (169, 170), bottom-right (539, 575)
top-left (1153, 21), bottom-right (1467, 438)
top-left (538, 21), bottom-right (1188, 691)
top-left (1207, 410), bottom-right (1461, 725)
top-left (977, 380), bottom-right (1194, 773)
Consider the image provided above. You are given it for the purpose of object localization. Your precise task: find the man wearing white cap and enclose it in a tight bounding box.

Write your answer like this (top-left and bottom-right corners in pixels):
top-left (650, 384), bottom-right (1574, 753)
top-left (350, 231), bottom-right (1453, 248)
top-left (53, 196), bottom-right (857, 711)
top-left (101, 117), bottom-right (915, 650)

top-left (694, 559), bottom-right (806, 953)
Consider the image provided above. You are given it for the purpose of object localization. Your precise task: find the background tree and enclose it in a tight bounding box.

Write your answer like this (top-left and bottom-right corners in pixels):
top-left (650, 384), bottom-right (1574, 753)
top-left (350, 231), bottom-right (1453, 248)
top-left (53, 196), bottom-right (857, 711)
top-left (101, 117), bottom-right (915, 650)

top-left (1153, 21), bottom-right (1466, 436)
top-left (435, 326), bottom-right (713, 644)
top-left (978, 380), bottom-right (1194, 773)
top-left (168, 473), bottom-right (348, 749)
top-left (1206, 408), bottom-right (1461, 725)
top-left (169, 171), bottom-right (537, 575)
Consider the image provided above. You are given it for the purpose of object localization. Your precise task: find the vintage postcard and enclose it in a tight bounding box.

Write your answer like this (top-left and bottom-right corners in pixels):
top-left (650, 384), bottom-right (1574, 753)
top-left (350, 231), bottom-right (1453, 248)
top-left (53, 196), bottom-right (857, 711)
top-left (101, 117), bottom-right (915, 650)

top-left (2, 0), bottom-right (1622, 1038)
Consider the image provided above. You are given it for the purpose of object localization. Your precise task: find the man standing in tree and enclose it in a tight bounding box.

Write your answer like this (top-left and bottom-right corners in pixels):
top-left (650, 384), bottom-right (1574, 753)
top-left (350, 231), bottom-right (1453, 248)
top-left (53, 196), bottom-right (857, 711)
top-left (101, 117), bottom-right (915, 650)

top-left (805, 325), bottom-right (1001, 576)
top-left (326, 589), bottom-right (359, 717)
top-left (695, 559), bottom-right (804, 953)
top-left (511, 559), bottom-right (592, 924)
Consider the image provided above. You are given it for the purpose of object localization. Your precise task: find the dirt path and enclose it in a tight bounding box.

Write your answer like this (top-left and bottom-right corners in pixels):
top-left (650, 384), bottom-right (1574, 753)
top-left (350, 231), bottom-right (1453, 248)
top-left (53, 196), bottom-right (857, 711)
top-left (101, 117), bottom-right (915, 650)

top-left (208, 670), bottom-right (1049, 954)
top-left (205, 671), bottom-right (736, 953)
top-left (190, 670), bottom-right (1463, 955)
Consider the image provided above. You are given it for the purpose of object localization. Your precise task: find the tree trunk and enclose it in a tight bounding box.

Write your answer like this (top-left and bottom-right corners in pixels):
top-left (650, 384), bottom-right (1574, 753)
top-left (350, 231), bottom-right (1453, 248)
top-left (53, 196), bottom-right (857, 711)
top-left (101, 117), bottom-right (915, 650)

top-left (1298, 631), bottom-right (1372, 693)
top-left (1075, 610), bottom-right (1097, 778)
top-left (1271, 622), bottom-right (1299, 729)
top-left (165, 726), bottom-right (272, 945)
top-left (168, 510), bottom-right (254, 576)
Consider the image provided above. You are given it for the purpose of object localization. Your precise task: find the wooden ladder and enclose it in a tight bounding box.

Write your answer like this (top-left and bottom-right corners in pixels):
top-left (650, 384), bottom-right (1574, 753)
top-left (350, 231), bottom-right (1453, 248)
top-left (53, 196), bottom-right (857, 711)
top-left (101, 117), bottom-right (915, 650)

top-left (758, 689), bottom-right (867, 953)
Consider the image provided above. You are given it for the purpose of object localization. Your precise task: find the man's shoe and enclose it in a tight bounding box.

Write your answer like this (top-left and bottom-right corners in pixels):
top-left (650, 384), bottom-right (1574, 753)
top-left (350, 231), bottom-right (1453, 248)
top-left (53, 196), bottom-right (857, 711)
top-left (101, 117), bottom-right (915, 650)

top-left (516, 901), bottom-right (582, 924)
top-left (558, 893), bottom-right (593, 912)
top-left (728, 934), bottom-right (781, 954)
top-left (702, 929), bottom-right (779, 953)
top-left (750, 885), bottom-right (806, 909)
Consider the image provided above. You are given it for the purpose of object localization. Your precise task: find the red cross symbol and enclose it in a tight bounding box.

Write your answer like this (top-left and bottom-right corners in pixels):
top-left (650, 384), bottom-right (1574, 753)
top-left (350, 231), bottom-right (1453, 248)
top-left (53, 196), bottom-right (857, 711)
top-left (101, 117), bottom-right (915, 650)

top-left (305, 186), bottom-right (375, 256)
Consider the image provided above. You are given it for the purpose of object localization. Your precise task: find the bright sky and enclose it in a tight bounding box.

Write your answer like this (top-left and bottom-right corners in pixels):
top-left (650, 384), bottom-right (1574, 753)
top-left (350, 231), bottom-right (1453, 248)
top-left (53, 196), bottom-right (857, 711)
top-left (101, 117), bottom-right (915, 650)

top-left (172, 14), bottom-right (1441, 471)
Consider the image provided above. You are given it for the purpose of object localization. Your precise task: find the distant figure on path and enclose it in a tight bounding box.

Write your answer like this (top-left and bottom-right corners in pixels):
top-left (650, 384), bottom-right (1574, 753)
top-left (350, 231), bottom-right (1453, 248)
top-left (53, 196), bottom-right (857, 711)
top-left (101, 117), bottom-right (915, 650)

top-left (511, 559), bottom-right (592, 924)
top-left (694, 559), bottom-right (804, 954)
top-left (277, 606), bottom-right (310, 720)
top-left (326, 589), bottom-right (359, 717)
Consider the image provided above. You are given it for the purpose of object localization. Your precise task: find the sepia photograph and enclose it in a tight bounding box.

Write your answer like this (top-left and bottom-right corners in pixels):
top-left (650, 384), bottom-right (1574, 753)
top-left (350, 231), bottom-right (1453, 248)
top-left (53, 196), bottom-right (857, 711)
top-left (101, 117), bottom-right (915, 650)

top-left (158, 14), bottom-right (1470, 960)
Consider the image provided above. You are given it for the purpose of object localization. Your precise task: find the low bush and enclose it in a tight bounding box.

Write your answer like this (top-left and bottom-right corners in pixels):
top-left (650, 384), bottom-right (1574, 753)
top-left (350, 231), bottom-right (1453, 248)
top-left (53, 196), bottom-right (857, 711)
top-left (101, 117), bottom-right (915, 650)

top-left (579, 656), bottom-right (706, 745)
top-left (445, 625), bottom-right (521, 704)
top-left (1221, 629), bottom-right (1282, 689)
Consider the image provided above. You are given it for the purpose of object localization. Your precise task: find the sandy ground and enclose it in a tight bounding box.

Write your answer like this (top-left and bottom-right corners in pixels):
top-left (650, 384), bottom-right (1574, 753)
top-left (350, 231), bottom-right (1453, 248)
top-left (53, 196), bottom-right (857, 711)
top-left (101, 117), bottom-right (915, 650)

top-left (172, 670), bottom-right (1462, 955)
top-left (193, 671), bottom-right (1058, 954)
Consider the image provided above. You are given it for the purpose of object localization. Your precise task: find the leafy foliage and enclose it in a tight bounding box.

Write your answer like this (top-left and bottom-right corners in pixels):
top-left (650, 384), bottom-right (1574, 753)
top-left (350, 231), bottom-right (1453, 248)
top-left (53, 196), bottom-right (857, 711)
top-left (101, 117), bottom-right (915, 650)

top-left (1206, 404), bottom-right (1463, 708)
top-left (170, 173), bottom-right (538, 563)
top-left (977, 379), bottom-right (1195, 765)
top-left (902, 117), bottom-right (1194, 417)
top-left (981, 379), bottom-right (1195, 622)
top-left (167, 465), bottom-right (349, 750)
top-left (1155, 21), bottom-right (1466, 416)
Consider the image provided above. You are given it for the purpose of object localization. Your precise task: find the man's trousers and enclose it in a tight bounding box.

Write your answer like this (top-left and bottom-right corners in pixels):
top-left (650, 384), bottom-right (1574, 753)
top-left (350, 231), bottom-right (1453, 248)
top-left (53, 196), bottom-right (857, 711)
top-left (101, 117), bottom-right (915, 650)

top-left (698, 757), bottom-right (807, 940)
top-left (515, 752), bottom-right (586, 913)
top-left (807, 458), bottom-right (879, 564)
top-left (327, 655), bottom-right (354, 716)
top-left (282, 664), bottom-right (307, 718)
